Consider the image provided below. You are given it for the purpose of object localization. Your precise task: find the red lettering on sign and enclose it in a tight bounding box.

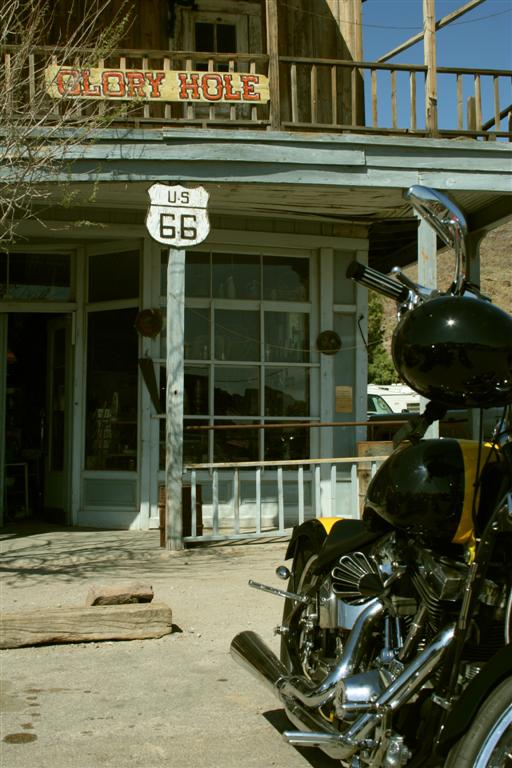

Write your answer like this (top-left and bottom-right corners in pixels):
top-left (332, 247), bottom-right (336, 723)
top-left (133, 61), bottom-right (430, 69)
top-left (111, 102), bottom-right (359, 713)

top-left (223, 74), bottom-right (241, 101)
top-left (201, 74), bottom-right (223, 101)
top-left (82, 70), bottom-right (101, 97)
top-left (178, 73), bottom-right (200, 100)
top-left (125, 72), bottom-right (146, 98)
top-left (145, 72), bottom-right (165, 98)
top-left (102, 71), bottom-right (125, 97)
top-left (241, 75), bottom-right (260, 101)
top-left (56, 69), bottom-right (81, 97)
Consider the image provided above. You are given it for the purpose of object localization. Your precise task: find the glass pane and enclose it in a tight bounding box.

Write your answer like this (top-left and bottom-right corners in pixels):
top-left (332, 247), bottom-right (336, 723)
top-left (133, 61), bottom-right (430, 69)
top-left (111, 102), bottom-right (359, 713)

top-left (265, 312), bottom-right (309, 363)
top-left (217, 24), bottom-right (237, 53)
top-left (195, 22), bottom-right (214, 51)
top-left (89, 250), bottom-right (139, 302)
top-left (85, 309), bottom-right (138, 471)
top-left (214, 422), bottom-right (259, 462)
top-left (184, 367), bottom-right (209, 415)
top-left (0, 252), bottom-right (71, 301)
top-left (265, 425), bottom-right (309, 461)
top-left (212, 253), bottom-right (260, 300)
top-left (215, 309), bottom-right (259, 361)
top-left (214, 366), bottom-right (259, 416)
top-left (263, 256), bottom-right (309, 301)
top-left (185, 308), bottom-right (210, 360)
top-left (184, 420), bottom-right (210, 466)
top-left (265, 367), bottom-right (309, 417)
top-left (186, 251), bottom-right (210, 298)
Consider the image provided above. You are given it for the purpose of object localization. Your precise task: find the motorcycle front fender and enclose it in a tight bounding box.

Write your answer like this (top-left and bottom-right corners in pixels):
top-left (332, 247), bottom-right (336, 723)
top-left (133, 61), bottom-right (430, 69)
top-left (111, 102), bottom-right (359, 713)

top-left (437, 643), bottom-right (512, 755)
top-left (284, 518), bottom-right (339, 561)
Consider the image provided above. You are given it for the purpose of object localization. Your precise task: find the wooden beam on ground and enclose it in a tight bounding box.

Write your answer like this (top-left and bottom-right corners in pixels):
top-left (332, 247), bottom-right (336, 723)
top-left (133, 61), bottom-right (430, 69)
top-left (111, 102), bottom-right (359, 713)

top-left (0, 602), bottom-right (173, 649)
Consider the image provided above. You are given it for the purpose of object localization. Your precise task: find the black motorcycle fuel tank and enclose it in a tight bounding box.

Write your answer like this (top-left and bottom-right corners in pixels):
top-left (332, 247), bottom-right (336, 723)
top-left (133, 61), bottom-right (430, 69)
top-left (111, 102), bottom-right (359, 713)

top-left (364, 438), bottom-right (495, 546)
top-left (391, 294), bottom-right (512, 408)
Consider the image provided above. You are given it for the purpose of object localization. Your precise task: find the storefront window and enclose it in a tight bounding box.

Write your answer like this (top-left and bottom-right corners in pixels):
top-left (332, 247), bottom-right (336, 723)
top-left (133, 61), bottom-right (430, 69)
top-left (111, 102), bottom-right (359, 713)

top-left (89, 250), bottom-right (139, 301)
top-left (0, 252), bottom-right (71, 301)
top-left (85, 309), bottom-right (138, 471)
top-left (159, 250), bottom-right (314, 467)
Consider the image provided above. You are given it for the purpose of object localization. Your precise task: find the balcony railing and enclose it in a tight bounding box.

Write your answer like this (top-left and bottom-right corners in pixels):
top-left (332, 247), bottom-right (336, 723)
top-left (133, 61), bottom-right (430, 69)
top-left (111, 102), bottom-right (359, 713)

top-left (180, 454), bottom-right (389, 543)
top-left (4, 45), bottom-right (511, 138)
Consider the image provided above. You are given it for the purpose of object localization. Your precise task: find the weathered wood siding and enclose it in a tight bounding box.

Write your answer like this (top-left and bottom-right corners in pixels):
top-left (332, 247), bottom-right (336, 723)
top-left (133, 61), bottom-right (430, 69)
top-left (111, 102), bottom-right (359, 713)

top-left (278, 0), bottom-right (364, 125)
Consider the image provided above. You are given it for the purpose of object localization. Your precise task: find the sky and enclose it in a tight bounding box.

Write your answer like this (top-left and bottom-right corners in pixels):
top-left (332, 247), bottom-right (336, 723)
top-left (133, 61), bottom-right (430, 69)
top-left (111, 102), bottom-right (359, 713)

top-left (359, 0), bottom-right (512, 131)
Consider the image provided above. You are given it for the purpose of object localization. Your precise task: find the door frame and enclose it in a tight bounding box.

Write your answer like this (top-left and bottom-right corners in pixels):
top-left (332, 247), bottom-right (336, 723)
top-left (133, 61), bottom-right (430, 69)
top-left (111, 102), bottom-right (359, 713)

top-left (0, 314), bottom-right (7, 527)
top-left (44, 315), bottom-right (73, 522)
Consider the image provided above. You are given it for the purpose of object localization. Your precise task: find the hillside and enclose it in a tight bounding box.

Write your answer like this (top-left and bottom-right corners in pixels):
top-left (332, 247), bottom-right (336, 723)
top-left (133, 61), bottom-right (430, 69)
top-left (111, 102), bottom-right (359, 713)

top-left (381, 220), bottom-right (512, 352)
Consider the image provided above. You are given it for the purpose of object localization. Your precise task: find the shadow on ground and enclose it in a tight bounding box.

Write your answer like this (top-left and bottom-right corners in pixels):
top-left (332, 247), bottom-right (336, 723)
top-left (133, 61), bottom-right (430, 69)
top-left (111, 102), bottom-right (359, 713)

top-left (0, 520), bottom-right (287, 588)
top-left (264, 709), bottom-right (341, 768)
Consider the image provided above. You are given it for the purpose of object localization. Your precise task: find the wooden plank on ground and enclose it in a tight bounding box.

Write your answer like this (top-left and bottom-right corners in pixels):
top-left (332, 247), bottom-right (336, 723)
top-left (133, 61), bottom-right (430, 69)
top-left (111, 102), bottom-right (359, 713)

top-left (0, 602), bottom-right (173, 649)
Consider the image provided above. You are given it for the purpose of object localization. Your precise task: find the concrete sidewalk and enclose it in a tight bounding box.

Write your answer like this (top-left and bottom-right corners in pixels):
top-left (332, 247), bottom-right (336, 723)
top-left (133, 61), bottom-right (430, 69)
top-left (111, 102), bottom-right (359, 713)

top-left (0, 523), bottom-right (337, 768)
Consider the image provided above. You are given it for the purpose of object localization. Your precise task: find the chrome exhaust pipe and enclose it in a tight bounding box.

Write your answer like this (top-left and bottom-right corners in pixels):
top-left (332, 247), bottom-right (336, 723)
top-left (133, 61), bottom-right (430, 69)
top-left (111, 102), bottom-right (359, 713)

top-left (231, 598), bottom-right (385, 709)
top-left (282, 623), bottom-right (456, 759)
top-left (280, 598), bottom-right (385, 708)
top-left (230, 630), bottom-right (288, 693)
top-left (231, 619), bottom-right (456, 761)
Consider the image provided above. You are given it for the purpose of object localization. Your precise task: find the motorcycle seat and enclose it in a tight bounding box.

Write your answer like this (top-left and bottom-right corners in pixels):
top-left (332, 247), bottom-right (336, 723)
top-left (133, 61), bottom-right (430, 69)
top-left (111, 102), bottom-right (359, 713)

top-left (312, 519), bottom-right (382, 573)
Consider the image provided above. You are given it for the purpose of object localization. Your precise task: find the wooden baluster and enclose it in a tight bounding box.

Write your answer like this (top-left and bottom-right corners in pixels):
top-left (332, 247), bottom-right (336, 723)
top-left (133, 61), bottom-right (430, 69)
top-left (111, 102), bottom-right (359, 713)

top-left (310, 64), bottom-right (317, 125)
top-left (457, 73), bottom-right (463, 129)
top-left (233, 469), bottom-right (240, 535)
top-left (475, 73), bottom-right (482, 130)
top-left (164, 57), bottom-right (171, 120)
top-left (291, 62), bottom-right (298, 123)
top-left (493, 74), bottom-right (500, 135)
top-left (277, 467), bottom-right (284, 532)
top-left (371, 69), bottom-right (378, 127)
top-left (298, 466), bottom-right (304, 525)
top-left (351, 66), bottom-right (358, 126)
top-left (391, 70), bottom-right (397, 129)
top-left (331, 64), bottom-right (337, 125)
top-left (142, 56), bottom-right (149, 120)
top-left (255, 468), bottom-right (261, 534)
top-left (250, 60), bottom-right (257, 122)
top-left (409, 70), bottom-right (417, 131)
top-left (186, 58), bottom-right (193, 120)
top-left (229, 59), bottom-right (236, 122)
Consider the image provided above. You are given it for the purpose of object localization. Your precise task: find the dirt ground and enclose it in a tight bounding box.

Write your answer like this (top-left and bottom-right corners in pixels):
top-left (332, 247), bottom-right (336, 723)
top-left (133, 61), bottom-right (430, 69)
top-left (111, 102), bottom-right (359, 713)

top-left (0, 523), bottom-right (338, 768)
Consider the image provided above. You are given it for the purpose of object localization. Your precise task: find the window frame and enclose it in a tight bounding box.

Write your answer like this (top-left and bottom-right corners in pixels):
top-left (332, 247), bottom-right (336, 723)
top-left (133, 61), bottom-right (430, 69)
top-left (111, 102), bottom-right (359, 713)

top-left (158, 245), bottom-right (320, 465)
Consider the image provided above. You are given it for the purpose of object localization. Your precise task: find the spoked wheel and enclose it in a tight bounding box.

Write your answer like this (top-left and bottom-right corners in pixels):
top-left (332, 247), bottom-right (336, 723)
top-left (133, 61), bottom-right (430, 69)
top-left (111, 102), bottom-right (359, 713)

top-left (280, 541), bottom-right (332, 682)
top-left (444, 676), bottom-right (512, 768)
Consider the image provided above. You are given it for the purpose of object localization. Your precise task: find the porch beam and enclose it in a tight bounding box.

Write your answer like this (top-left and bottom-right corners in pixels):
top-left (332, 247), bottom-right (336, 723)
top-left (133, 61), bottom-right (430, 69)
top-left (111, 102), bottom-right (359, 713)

top-left (423, 0), bottom-right (438, 135)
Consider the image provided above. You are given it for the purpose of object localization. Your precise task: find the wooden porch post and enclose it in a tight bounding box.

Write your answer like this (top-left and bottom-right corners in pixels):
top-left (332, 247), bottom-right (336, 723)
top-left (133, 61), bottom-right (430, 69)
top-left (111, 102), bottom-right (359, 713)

top-left (265, 0), bottom-right (281, 129)
top-left (423, 0), bottom-right (438, 135)
top-left (165, 248), bottom-right (185, 550)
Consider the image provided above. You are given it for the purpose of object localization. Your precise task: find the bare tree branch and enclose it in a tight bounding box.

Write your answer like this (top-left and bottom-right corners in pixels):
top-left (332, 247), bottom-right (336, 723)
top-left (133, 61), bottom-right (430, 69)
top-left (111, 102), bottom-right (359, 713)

top-left (0, 0), bottom-right (133, 246)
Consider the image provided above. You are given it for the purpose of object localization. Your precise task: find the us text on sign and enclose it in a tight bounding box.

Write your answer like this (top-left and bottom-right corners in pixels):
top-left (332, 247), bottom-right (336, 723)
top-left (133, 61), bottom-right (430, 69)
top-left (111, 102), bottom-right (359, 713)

top-left (145, 184), bottom-right (210, 248)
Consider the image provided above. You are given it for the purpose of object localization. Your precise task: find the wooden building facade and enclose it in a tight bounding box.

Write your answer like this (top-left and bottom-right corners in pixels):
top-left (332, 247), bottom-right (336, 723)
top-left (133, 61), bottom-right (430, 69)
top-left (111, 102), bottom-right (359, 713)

top-left (1, 0), bottom-right (511, 542)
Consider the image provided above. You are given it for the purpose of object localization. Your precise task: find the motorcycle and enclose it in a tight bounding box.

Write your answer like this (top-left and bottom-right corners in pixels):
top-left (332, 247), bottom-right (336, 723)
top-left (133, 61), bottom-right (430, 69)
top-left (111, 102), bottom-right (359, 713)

top-left (230, 186), bottom-right (512, 767)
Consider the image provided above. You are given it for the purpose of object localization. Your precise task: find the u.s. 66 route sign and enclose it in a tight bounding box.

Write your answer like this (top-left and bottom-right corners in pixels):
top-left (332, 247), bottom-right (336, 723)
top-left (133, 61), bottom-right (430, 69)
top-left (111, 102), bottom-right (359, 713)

top-left (146, 183), bottom-right (210, 247)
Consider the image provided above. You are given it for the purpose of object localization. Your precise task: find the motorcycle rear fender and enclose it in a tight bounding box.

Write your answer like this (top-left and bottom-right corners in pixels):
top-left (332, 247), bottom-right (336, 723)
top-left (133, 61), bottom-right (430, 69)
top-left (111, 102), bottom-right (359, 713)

top-left (284, 518), bottom-right (340, 561)
top-left (437, 644), bottom-right (512, 755)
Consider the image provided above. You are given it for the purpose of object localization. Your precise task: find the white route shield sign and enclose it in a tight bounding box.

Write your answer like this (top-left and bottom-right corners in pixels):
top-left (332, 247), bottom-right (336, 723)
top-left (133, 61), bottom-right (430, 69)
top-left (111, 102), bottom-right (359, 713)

top-left (145, 183), bottom-right (210, 247)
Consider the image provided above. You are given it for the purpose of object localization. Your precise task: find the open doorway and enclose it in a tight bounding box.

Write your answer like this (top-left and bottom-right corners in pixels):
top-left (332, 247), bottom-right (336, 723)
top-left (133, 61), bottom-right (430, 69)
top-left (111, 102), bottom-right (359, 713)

top-left (4, 312), bottom-right (72, 524)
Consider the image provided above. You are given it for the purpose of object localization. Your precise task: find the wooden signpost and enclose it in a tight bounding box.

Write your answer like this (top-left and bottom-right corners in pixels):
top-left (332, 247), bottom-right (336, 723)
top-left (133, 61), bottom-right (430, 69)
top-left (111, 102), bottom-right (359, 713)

top-left (145, 184), bottom-right (210, 550)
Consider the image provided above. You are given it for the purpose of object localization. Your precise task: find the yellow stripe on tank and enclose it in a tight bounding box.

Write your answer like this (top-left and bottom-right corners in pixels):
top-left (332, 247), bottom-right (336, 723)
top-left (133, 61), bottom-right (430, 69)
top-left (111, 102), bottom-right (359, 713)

top-left (452, 440), bottom-right (497, 546)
